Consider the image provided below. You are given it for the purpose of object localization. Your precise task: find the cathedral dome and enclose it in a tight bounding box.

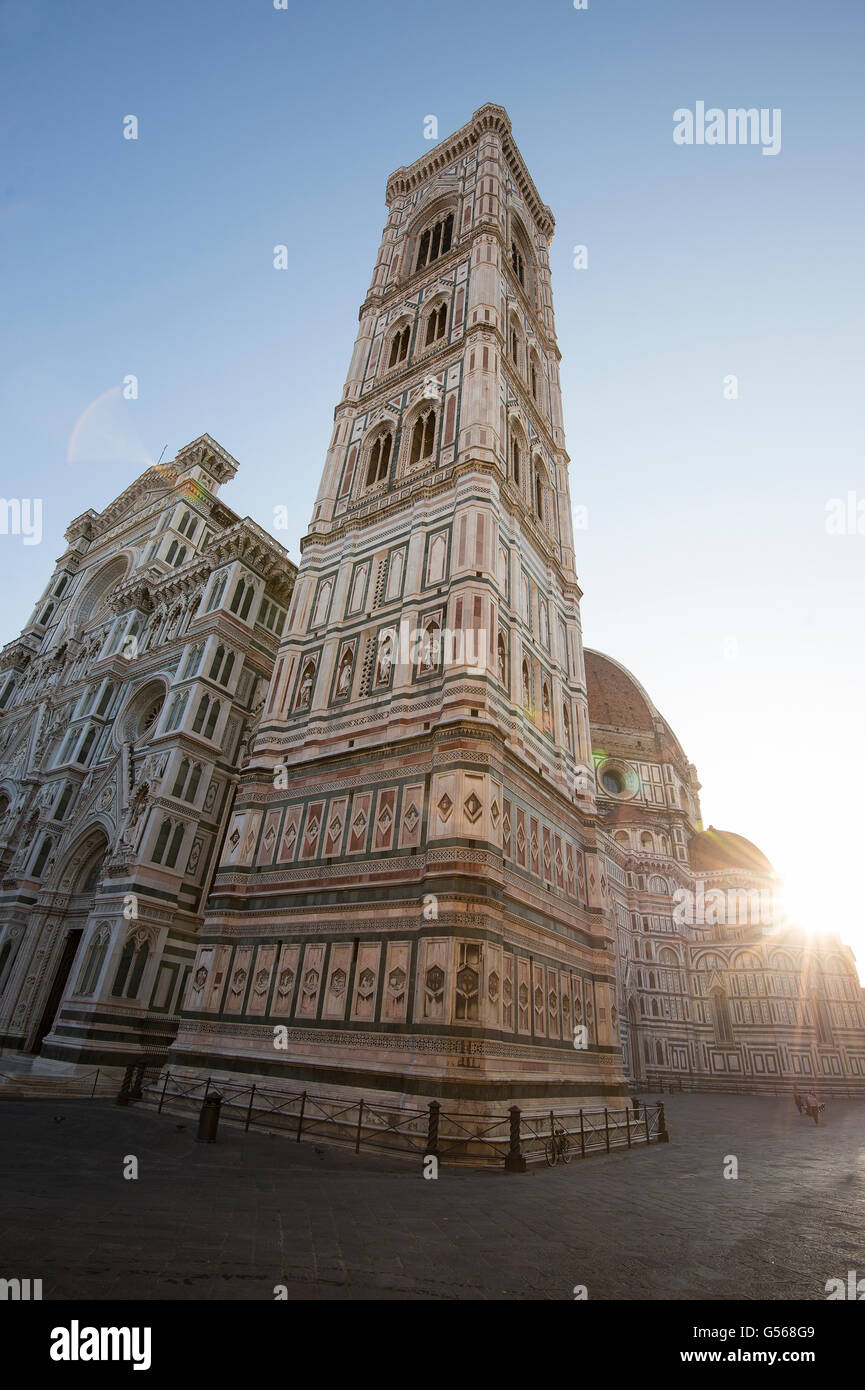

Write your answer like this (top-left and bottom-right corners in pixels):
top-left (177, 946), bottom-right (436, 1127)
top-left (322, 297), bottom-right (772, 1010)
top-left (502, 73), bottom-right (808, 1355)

top-left (688, 826), bottom-right (774, 874)
top-left (584, 650), bottom-right (655, 731)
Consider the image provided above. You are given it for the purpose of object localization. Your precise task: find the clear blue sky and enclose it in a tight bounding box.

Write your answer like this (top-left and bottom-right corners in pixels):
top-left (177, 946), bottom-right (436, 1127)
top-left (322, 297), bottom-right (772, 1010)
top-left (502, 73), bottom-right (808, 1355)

top-left (2, 0), bottom-right (863, 960)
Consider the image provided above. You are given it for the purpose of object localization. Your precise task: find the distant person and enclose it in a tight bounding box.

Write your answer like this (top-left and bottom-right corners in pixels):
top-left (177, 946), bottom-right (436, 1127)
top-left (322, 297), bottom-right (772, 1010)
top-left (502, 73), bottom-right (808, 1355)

top-left (793, 1086), bottom-right (804, 1115)
top-left (805, 1090), bottom-right (821, 1125)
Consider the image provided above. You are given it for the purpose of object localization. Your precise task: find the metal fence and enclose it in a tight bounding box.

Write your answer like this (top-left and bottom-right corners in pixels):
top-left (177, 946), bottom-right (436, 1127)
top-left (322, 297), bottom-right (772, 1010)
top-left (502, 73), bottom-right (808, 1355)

top-left (131, 1067), bottom-right (669, 1169)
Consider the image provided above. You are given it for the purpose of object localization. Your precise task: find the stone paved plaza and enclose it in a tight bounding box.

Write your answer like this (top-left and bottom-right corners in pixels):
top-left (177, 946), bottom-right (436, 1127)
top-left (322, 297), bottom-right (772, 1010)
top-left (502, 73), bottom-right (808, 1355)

top-left (1, 1093), bottom-right (863, 1300)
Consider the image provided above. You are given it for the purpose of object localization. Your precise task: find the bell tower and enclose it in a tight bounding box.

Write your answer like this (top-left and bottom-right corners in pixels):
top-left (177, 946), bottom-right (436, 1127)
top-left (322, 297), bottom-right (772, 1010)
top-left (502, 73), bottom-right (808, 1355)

top-left (174, 105), bottom-right (628, 1110)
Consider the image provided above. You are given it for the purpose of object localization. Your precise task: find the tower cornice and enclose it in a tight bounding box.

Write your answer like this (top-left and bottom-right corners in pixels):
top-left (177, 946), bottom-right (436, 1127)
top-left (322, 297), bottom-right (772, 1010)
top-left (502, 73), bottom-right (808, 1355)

top-left (385, 104), bottom-right (555, 241)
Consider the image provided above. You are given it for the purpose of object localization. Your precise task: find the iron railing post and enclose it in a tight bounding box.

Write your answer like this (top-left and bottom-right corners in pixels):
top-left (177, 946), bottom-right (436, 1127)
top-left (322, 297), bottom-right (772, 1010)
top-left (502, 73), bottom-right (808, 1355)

top-left (296, 1090), bottom-right (306, 1142)
top-left (425, 1100), bottom-right (440, 1158)
top-left (604, 1107), bottom-right (610, 1153)
top-left (90, 1068), bottom-right (100, 1098)
top-left (645, 1104), bottom-right (651, 1146)
top-left (355, 1098), bottom-right (365, 1153)
top-left (158, 1070), bottom-right (170, 1113)
top-left (579, 1109), bottom-right (585, 1158)
top-left (625, 1106), bottom-right (631, 1148)
top-left (245, 1083), bottom-right (257, 1132)
top-left (504, 1104), bottom-right (526, 1172)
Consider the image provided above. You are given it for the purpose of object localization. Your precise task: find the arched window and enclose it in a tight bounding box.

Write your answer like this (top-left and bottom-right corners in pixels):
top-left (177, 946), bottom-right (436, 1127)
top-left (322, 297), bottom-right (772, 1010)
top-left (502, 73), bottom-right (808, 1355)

top-left (415, 211), bottom-right (454, 272)
top-left (77, 928), bottom-right (109, 995)
top-left (54, 784), bottom-right (75, 821)
top-left (32, 836), bottom-right (54, 878)
top-left (192, 695), bottom-right (210, 734)
top-left (186, 763), bottom-right (202, 803)
top-left (409, 408), bottom-right (437, 466)
top-left (510, 435), bottom-right (521, 486)
top-left (111, 939), bottom-right (135, 996)
top-left (152, 818), bottom-right (172, 864)
top-left (209, 645), bottom-right (225, 681)
top-left (365, 431), bottom-right (393, 488)
top-left (53, 574), bottom-right (68, 597)
top-left (206, 574), bottom-right (228, 612)
top-left (172, 758), bottom-right (190, 799)
top-left (166, 824), bottom-right (185, 869)
top-left (424, 303), bottom-right (447, 346)
top-left (39, 603), bottom-right (54, 626)
top-left (230, 579), bottom-right (246, 615)
top-left (174, 546), bottom-right (187, 568)
top-left (511, 241), bottom-right (525, 287)
top-left (96, 682), bottom-right (116, 717)
top-left (127, 940), bottom-right (150, 997)
top-left (509, 326), bottom-right (519, 366)
top-left (220, 652), bottom-right (235, 686)
top-left (166, 540), bottom-right (178, 565)
top-left (204, 700), bottom-right (221, 740)
top-left (530, 360), bottom-right (539, 401)
top-left (535, 471), bottom-right (544, 524)
top-left (77, 727), bottom-right (97, 764)
top-left (388, 325), bottom-right (410, 368)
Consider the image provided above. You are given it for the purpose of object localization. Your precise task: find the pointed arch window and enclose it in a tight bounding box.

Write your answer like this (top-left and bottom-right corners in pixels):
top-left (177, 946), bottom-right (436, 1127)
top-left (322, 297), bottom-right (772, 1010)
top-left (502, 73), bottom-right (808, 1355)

top-left (127, 940), bottom-right (150, 997)
top-left (388, 325), bottom-right (410, 368)
top-left (530, 361), bottom-right (539, 401)
top-left (152, 818), bottom-right (172, 864)
top-left (172, 758), bottom-right (191, 799)
top-left (365, 431), bottom-right (393, 488)
top-left (32, 836), bottom-right (54, 878)
top-left (415, 211), bottom-right (454, 272)
top-left (77, 928), bottom-right (109, 996)
top-left (424, 303), bottom-right (447, 346)
top-left (111, 938), bottom-right (135, 997)
top-left (535, 471), bottom-right (544, 523)
top-left (192, 694), bottom-right (210, 734)
top-left (209, 645), bottom-right (226, 681)
top-left (203, 700), bottom-right (221, 740)
top-left (510, 435), bottom-right (521, 487)
top-left (166, 824), bottom-right (185, 869)
top-left (409, 407), bottom-right (437, 466)
top-left (510, 327), bottom-right (519, 365)
top-left (511, 241), bottom-right (525, 287)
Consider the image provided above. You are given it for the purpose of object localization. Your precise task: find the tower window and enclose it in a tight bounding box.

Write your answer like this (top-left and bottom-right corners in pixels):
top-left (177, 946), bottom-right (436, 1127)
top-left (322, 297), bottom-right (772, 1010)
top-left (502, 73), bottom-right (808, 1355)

top-left (409, 408), bottom-right (437, 466)
top-left (510, 437), bottom-right (521, 486)
top-left (388, 325), bottom-right (410, 368)
top-left (365, 431), bottom-right (393, 488)
top-left (511, 242), bottom-right (525, 287)
top-left (415, 212), bottom-right (454, 272)
top-left (425, 304), bottom-right (447, 346)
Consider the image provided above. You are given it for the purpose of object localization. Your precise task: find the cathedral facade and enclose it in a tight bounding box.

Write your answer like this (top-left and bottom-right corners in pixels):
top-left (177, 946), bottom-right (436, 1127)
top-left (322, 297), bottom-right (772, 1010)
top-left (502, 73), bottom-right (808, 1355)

top-left (1, 106), bottom-right (862, 1104)
top-left (0, 436), bottom-right (295, 1064)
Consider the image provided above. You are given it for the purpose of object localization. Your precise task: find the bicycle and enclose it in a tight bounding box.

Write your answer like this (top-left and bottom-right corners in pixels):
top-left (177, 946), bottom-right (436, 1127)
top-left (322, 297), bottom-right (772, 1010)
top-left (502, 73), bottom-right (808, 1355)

top-left (544, 1124), bottom-right (571, 1166)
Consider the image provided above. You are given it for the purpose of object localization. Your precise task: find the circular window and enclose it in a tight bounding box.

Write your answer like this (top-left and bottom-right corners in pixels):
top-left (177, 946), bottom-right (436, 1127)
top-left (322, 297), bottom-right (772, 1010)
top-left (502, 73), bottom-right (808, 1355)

top-left (601, 768), bottom-right (624, 795)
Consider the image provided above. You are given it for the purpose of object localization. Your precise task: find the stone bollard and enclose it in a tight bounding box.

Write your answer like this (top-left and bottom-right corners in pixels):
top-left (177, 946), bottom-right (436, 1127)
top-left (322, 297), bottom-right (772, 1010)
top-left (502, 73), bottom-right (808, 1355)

top-left (196, 1091), bottom-right (223, 1144)
top-left (116, 1065), bottom-right (133, 1107)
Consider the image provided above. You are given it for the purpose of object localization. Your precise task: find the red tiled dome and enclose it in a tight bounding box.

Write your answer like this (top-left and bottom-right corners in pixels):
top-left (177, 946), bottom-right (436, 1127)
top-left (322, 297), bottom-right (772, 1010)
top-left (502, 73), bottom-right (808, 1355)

top-left (688, 827), bottom-right (774, 874)
top-left (585, 650), bottom-right (654, 731)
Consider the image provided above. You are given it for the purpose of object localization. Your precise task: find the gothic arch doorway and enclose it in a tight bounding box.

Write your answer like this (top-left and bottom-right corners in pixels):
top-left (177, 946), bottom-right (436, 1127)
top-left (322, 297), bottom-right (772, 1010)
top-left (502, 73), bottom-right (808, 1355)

top-left (30, 830), bottom-right (108, 1055)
